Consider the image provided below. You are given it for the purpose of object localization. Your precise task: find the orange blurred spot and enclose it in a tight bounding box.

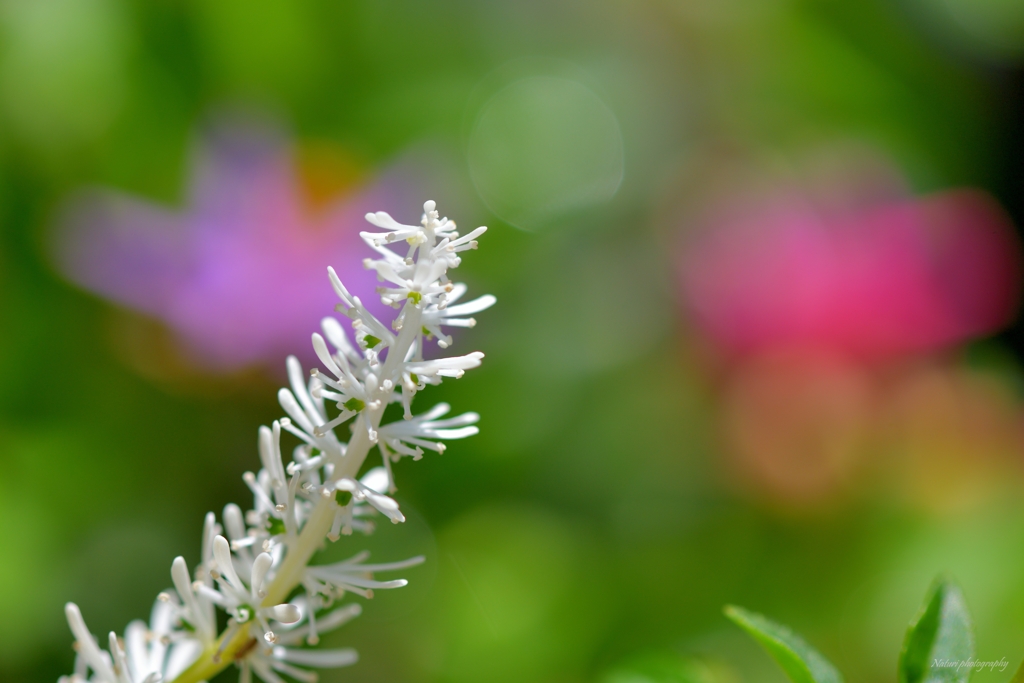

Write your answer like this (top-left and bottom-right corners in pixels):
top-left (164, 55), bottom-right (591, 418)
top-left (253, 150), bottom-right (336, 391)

top-left (884, 364), bottom-right (1024, 514)
top-left (295, 140), bottom-right (366, 213)
top-left (722, 352), bottom-right (873, 509)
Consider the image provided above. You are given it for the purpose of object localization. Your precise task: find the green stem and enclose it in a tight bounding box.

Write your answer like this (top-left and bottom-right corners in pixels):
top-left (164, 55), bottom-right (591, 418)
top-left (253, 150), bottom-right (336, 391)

top-left (168, 628), bottom-right (257, 683)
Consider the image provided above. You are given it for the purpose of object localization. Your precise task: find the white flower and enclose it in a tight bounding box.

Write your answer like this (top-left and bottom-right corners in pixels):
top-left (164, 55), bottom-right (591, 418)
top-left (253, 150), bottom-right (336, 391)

top-left (238, 604), bottom-right (362, 683)
top-left (326, 466), bottom-right (394, 539)
top-left (278, 356), bottom-right (347, 458)
top-left (361, 202), bottom-right (486, 279)
top-left (330, 471), bottom-right (405, 524)
top-left (328, 265), bottom-right (395, 350)
top-left (269, 601), bottom-right (361, 648)
top-left (403, 352), bottom-right (484, 380)
top-left (303, 551), bottom-right (425, 600)
top-left (421, 282), bottom-right (497, 348)
top-left (61, 601), bottom-right (200, 683)
top-left (243, 645), bottom-right (358, 683)
top-left (160, 514), bottom-right (221, 647)
top-left (378, 402), bottom-right (480, 464)
top-left (168, 557), bottom-right (216, 648)
top-left (197, 536), bottom-right (301, 645)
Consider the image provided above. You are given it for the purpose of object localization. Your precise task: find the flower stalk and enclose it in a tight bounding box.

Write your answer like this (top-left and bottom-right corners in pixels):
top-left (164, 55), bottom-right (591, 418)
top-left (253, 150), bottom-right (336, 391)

top-left (60, 201), bottom-right (492, 683)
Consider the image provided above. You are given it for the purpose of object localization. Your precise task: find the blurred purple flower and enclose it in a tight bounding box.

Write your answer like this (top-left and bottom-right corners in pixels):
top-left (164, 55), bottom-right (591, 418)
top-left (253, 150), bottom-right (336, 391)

top-left (52, 119), bottom-right (410, 371)
top-left (678, 184), bottom-right (1022, 361)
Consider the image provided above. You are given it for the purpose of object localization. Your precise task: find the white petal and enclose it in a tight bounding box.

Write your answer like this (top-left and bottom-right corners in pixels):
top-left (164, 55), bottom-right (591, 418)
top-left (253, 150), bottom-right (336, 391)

top-left (273, 647), bottom-right (359, 668)
top-left (363, 490), bottom-right (405, 523)
top-left (164, 639), bottom-right (201, 681)
top-left (442, 294), bottom-right (496, 317)
top-left (250, 553), bottom-right (273, 599)
top-left (266, 604), bottom-right (301, 624)
top-left (286, 355), bottom-right (323, 424)
top-left (213, 536), bottom-right (246, 595)
top-left (223, 503), bottom-right (246, 541)
top-left (64, 603), bottom-right (115, 682)
top-left (312, 333), bottom-right (344, 379)
top-left (359, 467), bottom-right (390, 495)
top-left (278, 389), bottom-right (315, 434)
top-left (171, 557), bottom-right (211, 640)
top-left (124, 620), bottom-right (149, 682)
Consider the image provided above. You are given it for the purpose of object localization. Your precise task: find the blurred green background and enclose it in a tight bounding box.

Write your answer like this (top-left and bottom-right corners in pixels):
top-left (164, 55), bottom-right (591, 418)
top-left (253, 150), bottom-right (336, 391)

top-left (2, 1), bottom-right (1024, 682)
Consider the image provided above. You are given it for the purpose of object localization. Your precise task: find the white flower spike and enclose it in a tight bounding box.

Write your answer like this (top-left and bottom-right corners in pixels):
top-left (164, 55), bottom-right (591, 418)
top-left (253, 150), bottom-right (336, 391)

top-left (60, 201), bottom-right (492, 683)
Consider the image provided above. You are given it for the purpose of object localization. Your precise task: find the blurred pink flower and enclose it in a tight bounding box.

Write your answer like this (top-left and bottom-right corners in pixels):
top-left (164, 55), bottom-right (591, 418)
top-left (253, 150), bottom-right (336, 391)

top-left (52, 118), bottom-right (411, 371)
top-left (679, 185), bottom-right (1022, 360)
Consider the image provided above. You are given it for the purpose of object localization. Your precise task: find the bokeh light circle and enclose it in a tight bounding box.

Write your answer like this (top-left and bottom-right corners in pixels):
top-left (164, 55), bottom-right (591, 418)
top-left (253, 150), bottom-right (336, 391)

top-left (467, 76), bottom-right (624, 232)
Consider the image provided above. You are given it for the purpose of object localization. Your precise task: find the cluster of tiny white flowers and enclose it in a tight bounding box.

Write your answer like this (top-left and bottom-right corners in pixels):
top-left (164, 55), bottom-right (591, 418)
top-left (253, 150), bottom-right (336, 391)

top-left (61, 201), bottom-right (492, 683)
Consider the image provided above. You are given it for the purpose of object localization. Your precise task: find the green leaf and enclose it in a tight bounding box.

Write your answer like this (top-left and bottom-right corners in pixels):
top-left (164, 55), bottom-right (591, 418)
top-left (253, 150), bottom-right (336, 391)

top-left (724, 605), bottom-right (843, 683)
top-left (899, 578), bottom-right (974, 683)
